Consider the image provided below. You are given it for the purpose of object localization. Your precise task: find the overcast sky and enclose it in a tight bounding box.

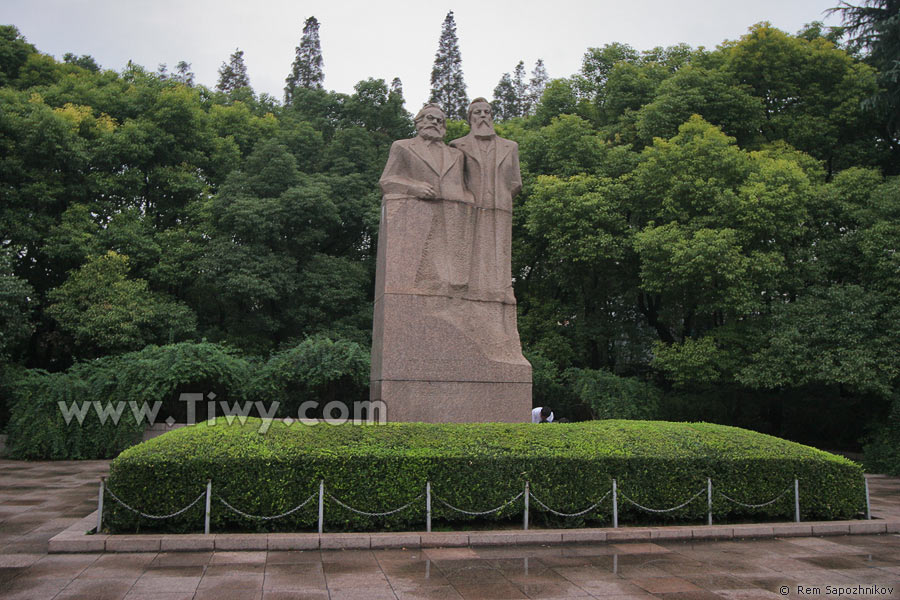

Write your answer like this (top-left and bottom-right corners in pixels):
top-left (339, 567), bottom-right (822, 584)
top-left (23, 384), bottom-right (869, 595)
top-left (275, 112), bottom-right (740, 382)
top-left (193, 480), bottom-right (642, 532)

top-left (6, 0), bottom-right (843, 110)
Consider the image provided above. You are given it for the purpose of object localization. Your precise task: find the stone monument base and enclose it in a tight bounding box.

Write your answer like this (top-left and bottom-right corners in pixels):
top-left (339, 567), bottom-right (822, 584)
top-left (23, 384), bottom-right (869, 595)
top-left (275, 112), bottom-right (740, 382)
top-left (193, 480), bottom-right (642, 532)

top-left (370, 292), bottom-right (532, 424)
top-left (370, 380), bottom-right (531, 423)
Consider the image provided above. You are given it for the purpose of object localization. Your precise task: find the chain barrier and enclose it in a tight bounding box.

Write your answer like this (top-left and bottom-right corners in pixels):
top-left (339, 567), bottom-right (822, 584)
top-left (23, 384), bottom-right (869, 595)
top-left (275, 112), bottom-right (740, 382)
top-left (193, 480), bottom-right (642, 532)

top-left (102, 478), bottom-right (804, 531)
top-left (529, 489), bottom-right (612, 518)
top-left (433, 491), bottom-right (524, 516)
top-left (620, 488), bottom-right (706, 514)
top-left (718, 487), bottom-right (791, 509)
top-left (104, 483), bottom-right (206, 520)
top-left (217, 492), bottom-right (318, 520)
top-left (328, 493), bottom-right (425, 517)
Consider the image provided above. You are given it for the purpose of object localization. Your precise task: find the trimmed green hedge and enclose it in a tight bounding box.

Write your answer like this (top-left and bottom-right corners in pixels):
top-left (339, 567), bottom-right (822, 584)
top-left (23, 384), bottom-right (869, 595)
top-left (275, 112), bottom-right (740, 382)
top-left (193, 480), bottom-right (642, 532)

top-left (104, 419), bottom-right (865, 533)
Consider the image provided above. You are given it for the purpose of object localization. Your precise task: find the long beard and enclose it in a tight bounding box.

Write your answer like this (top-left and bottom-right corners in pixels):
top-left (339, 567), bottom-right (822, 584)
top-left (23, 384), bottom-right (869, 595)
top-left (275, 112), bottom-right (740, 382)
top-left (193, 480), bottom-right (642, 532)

top-left (472, 120), bottom-right (494, 136)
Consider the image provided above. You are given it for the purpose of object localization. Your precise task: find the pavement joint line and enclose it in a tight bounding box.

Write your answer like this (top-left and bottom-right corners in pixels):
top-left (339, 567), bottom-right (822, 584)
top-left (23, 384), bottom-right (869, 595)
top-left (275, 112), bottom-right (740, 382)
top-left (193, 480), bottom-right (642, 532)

top-left (47, 512), bottom-right (900, 553)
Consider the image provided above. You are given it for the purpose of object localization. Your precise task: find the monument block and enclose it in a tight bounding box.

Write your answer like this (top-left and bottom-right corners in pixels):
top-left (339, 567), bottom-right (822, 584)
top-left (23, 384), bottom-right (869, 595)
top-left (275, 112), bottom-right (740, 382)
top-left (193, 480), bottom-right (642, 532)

top-left (370, 102), bottom-right (532, 423)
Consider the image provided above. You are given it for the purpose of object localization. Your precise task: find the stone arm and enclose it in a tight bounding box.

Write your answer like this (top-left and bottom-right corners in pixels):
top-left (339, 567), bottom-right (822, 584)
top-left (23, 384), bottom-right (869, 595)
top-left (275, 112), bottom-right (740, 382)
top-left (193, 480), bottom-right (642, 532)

top-left (379, 141), bottom-right (435, 200)
top-left (509, 142), bottom-right (523, 198)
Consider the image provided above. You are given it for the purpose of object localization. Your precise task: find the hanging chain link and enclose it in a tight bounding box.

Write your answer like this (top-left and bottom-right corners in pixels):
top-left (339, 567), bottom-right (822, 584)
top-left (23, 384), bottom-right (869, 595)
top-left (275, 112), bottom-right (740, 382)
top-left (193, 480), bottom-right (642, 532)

top-left (104, 483), bottom-right (206, 520)
top-left (217, 492), bottom-right (318, 520)
top-left (327, 493), bottom-right (424, 517)
top-left (432, 491), bottom-right (524, 516)
top-left (528, 489), bottom-right (611, 517)
top-left (718, 488), bottom-right (791, 509)
top-left (620, 488), bottom-right (706, 513)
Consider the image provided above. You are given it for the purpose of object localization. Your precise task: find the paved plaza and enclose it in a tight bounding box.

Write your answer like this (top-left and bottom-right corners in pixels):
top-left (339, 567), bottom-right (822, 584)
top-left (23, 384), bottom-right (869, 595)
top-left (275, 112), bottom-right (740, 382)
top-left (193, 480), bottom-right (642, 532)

top-left (0, 460), bottom-right (898, 599)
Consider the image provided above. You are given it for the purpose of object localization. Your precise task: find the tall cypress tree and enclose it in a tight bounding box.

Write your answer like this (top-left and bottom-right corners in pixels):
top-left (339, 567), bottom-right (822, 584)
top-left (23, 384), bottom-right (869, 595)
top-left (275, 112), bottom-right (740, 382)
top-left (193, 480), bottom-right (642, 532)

top-left (429, 11), bottom-right (468, 120)
top-left (216, 48), bottom-right (250, 93)
top-left (528, 58), bottom-right (549, 113)
top-left (512, 61), bottom-right (528, 116)
top-left (285, 16), bottom-right (325, 104)
top-left (492, 72), bottom-right (517, 120)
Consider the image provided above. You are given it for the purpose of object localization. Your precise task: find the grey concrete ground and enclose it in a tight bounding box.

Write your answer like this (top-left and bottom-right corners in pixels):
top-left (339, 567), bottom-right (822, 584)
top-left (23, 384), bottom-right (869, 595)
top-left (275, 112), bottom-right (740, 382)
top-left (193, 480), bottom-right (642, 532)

top-left (1, 460), bottom-right (898, 600)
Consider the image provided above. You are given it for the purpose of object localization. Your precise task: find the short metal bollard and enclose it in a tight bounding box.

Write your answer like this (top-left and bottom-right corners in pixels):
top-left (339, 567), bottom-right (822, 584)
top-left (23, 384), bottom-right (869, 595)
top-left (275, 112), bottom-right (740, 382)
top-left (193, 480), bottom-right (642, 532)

top-left (707, 478), bottom-right (713, 526)
top-left (865, 477), bottom-right (871, 520)
top-left (523, 482), bottom-right (529, 531)
top-left (794, 479), bottom-right (800, 523)
top-left (96, 478), bottom-right (105, 534)
top-left (612, 479), bottom-right (618, 528)
top-left (318, 480), bottom-right (324, 534)
top-left (204, 480), bottom-right (212, 534)
top-left (426, 481), bottom-right (432, 533)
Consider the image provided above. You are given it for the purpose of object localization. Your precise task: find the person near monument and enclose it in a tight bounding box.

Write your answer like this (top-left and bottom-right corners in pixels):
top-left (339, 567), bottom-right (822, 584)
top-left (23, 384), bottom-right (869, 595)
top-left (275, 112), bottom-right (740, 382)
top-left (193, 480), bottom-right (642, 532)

top-left (449, 98), bottom-right (522, 304)
top-left (532, 406), bottom-right (554, 423)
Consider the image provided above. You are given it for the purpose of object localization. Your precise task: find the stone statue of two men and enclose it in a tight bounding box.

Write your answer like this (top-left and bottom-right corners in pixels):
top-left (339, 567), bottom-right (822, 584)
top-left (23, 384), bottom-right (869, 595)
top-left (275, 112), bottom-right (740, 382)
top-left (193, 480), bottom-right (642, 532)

top-left (371, 98), bottom-right (531, 423)
top-left (378, 99), bottom-right (522, 303)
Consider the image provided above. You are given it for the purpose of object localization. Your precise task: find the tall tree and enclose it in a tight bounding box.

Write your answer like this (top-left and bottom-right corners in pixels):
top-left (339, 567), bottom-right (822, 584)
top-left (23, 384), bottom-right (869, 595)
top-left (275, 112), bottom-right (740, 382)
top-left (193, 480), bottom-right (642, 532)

top-left (513, 60), bottom-right (528, 115)
top-left (390, 77), bottom-right (403, 97)
top-left (829, 0), bottom-right (900, 147)
top-left (492, 60), bottom-right (533, 119)
top-left (62, 53), bottom-right (99, 72)
top-left (174, 61), bottom-right (194, 86)
top-left (492, 72), bottom-right (517, 120)
top-left (528, 58), bottom-right (550, 111)
top-left (0, 25), bottom-right (37, 86)
top-left (216, 48), bottom-right (250, 93)
top-left (429, 10), bottom-right (468, 119)
top-left (285, 16), bottom-right (325, 104)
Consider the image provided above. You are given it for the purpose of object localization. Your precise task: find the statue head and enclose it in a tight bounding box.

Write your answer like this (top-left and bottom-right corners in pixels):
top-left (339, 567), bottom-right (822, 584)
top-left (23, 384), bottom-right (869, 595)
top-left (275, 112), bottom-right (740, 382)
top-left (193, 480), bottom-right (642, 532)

top-left (414, 104), bottom-right (446, 142)
top-left (467, 97), bottom-right (494, 137)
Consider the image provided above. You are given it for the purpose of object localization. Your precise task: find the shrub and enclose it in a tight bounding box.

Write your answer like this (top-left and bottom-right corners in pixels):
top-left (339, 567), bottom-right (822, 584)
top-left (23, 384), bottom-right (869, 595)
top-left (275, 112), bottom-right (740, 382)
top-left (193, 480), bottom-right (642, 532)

top-left (6, 369), bottom-right (144, 459)
top-left (0, 364), bottom-right (28, 431)
top-left (5, 341), bottom-right (253, 459)
top-left (82, 341), bottom-right (254, 422)
top-left (863, 395), bottom-right (900, 475)
top-left (249, 335), bottom-right (369, 418)
top-left (566, 368), bottom-right (662, 419)
top-left (104, 419), bottom-right (865, 533)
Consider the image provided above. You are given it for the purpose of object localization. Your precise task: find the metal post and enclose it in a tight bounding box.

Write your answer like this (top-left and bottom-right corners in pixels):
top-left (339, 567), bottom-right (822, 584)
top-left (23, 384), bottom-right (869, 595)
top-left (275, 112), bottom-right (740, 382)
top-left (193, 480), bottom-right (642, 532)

top-left (426, 481), bottom-right (432, 533)
top-left (204, 480), bottom-right (211, 535)
top-left (612, 479), bottom-right (618, 528)
top-left (318, 479), bottom-right (324, 535)
top-left (96, 478), bottom-right (105, 534)
top-left (794, 479), bottom-right (800, 523)
top-left (707, 478), bottom-right (713, 526)
top-left (865, 477), bottom-right (871, 520)
top-left (523, 482), bottom-right (529, 531)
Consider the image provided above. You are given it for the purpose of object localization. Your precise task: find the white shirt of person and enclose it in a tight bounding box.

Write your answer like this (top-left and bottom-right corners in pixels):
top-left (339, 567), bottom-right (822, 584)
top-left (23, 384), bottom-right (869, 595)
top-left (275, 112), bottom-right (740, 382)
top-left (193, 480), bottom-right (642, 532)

top-left (531, 406), bottom-right (554, 423)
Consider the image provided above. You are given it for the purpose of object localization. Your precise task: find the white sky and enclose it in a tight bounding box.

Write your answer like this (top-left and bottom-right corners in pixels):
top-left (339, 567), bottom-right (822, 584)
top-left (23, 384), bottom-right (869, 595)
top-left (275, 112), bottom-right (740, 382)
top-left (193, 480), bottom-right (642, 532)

top-left (5, 0), bottom-right (842, 111)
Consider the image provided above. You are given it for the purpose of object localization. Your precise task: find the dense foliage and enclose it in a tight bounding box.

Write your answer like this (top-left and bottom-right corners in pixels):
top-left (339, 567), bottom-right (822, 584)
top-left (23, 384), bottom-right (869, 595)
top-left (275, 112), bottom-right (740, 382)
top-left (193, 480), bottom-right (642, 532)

top-left (103, 419), bottom-right (865, 533)
top-left (1, 17), bottom-right (898, 469)
top-left (5, 338), bottom-right (371, 458)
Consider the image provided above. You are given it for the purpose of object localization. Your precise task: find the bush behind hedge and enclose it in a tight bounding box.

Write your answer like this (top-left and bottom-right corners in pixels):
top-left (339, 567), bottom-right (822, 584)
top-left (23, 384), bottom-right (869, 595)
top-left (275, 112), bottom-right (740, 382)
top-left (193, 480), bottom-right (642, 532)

top-left (6, 370), bottom-right (144, 459)
top-left (6, 342), bottom-right (253, 459)
top-left (104, 419), bottom-right (865, 533)
top-left (566, 368), bottom-right (662, 420)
